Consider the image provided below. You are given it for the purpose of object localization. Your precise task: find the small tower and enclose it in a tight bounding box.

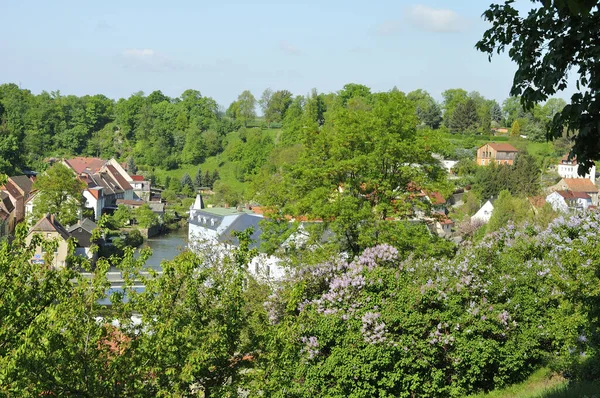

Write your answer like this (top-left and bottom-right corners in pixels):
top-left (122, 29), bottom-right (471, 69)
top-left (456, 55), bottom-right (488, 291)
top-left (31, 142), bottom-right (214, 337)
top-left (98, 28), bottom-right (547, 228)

top-left (191, 193), bottom-right (205, 211)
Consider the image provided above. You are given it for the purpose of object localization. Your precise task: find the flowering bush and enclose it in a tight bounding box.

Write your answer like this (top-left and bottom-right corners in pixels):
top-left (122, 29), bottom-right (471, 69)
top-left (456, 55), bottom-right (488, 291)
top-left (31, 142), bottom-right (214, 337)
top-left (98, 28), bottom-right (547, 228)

top-left (258, 211), bottom-right (600, 397)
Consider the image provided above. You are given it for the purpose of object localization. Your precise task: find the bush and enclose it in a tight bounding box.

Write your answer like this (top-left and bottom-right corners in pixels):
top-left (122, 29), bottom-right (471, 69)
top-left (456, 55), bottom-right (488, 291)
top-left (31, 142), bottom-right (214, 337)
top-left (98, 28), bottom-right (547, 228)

top-left (258, 211), bottom-right (600, 396)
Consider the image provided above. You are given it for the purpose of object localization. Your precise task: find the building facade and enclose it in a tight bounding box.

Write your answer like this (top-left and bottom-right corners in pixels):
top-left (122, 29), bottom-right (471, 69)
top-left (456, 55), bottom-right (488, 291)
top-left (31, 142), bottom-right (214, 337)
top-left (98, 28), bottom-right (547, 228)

top-left (476, 143), bottom-right (519, 166)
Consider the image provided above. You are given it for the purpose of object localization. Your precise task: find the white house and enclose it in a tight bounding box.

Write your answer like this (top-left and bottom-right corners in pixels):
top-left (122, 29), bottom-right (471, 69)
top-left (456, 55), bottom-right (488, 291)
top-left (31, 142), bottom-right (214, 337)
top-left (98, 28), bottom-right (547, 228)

top-left (557, 154), bottom-right (596, 183)
top-left (471, 200), bottom-right (494, 224)
top-left (83, 187), bottom-right (105, 221)
top-left (546, 190), bottom-right (592, 213)
top-left (188, 194), bottom-right (285, 280)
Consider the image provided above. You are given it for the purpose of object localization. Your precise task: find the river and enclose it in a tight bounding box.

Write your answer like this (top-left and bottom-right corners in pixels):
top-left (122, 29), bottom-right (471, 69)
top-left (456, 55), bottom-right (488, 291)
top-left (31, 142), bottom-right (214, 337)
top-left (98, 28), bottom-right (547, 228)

top-left (138, 227), bottom-right (188, 271)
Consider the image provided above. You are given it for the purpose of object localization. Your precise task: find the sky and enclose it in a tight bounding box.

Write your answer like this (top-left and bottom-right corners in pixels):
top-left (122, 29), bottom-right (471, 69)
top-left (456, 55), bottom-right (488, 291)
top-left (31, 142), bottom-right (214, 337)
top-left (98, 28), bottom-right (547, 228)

top-left (0, 0), bottom-right (575, 108)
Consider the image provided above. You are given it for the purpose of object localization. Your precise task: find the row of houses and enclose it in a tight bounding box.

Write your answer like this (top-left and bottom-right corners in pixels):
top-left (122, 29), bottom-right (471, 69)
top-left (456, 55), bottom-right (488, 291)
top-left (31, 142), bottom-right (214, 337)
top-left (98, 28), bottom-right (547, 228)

top-left (24, 214), bottom-right (98, 268)
top-left (61, 157), bottom-right (153, 220)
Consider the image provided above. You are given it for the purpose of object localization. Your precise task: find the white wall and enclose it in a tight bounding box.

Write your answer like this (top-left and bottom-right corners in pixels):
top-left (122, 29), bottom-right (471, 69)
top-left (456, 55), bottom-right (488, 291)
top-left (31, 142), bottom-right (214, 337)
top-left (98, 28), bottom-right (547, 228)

top-left (546, 192), bottom-right (569, 213)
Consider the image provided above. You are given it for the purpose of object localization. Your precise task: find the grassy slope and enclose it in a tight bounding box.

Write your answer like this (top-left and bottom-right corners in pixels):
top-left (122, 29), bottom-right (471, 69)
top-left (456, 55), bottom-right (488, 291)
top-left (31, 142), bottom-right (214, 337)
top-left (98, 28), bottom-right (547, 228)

top-left (152, 128), bottom-right (281, 196)
top-left (466, 367), bottom-right (600, 398)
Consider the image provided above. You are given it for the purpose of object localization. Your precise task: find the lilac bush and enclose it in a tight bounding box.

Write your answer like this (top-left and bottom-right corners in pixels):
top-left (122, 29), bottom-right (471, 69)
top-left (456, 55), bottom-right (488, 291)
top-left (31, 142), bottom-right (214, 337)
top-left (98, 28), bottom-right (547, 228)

top-left (259, 210), bottom-right (600, 396)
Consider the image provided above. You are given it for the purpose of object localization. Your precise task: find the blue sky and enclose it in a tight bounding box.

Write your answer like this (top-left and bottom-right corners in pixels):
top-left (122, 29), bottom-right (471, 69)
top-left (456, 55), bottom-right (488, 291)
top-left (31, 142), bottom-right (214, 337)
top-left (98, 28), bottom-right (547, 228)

top-left (0, 0), bottom-right (571, 108)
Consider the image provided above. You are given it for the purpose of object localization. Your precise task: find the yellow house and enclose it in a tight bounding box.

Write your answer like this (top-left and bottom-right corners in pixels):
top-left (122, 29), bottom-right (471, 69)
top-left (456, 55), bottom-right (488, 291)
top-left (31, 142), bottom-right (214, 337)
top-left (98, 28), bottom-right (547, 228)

top-left (476, 143), bottom-right (519, 166)
top-left (26, 214), bottom-right (71, 268)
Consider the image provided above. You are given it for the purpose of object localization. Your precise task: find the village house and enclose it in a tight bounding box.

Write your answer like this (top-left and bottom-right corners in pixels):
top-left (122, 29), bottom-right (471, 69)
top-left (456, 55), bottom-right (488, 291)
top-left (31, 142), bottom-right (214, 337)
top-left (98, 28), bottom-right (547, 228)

top-left (0, 175), bottom-right (37, 233)
top-left (546, 190), bottom-right (592, 213)
top-left (476, 143), bottom-right (519, 166)
top-left (557, 154), bottom-right (596, 183)
top-left (0, 192), bottom-right (16, 237)
top-left (428, 216), bottom-right (454, 237)
top-left (188, 194), bottom-right (285, 280)
top-left (63, 157), bottom-right (149, 220)
top-left (26, 214), bottom-right (71, 268)
top-left (549, 178), bottom-right (599, 206)
top-left (471, 200), bottom-right (494, 224)
top-left (67, 218), bottom-right (98, 261)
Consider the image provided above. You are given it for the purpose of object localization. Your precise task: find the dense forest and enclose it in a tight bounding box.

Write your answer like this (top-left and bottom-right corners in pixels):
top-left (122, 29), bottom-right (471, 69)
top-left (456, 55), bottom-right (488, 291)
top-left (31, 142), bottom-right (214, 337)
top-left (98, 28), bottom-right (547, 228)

top-left (0, 82), bottom-right (566, 177)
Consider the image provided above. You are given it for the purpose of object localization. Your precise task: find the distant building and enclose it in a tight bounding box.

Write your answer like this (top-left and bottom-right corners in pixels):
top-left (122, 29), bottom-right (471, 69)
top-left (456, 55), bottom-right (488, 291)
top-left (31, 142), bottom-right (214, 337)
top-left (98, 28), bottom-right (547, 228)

top-left (546, 190), bottom-right (592, 213)
top-left (26, 214), bottom-right (71, 268)
top-left (476, 143), bottom-right (519, 166)
top-left (63, 157), bottom-right (140, 220)
top-left (471, 200), bottom-right (494, 224)
top-left (549, 178), bottom-right (599, 206)
top-left (0, 192), bottom-right (16, 237)
top-left (188, 194), bottom-right (284, 280)
top-left (557, 154), bottom-right (595, 183)
top-left (67, 218), bottom-right (98, 261)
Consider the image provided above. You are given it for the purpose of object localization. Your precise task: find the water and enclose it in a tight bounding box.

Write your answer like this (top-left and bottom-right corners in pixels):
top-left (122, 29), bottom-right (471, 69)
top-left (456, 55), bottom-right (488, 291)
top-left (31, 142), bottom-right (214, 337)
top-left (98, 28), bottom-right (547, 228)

top-left (138, 227), bottom-right (188, 270)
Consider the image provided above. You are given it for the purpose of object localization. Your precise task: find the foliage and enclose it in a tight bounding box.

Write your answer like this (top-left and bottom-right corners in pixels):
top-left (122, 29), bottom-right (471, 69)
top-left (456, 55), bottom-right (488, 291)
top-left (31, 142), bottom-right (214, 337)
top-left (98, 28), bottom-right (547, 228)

top-left (487, 190), bottom-right (531, 232)
top-left (255, 89), bottom-right (451, 255)
top-left (258, 211), bottom-right (600, 396)
top-left (450, 98), bottom-right (479, 134)
top-left (511, 120), bottom-right (521, 137)
top-left (475, 154), bottom-right (540, 200)
top-left (113, 204), bottom-right (133, 227)
top-left (32, 162), bottom-right (86, 226)
top-left (134, 204), bottom-right (160, 229)
top-left (477, 0), bottom-right (600, 174)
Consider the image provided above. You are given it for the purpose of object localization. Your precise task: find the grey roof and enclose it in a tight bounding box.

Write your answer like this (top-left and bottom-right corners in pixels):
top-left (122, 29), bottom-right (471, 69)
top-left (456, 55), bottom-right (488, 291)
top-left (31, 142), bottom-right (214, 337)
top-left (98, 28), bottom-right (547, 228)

top-left (9, 175), bottom-right (34, 196)
top-left (0, 192), bottom-right (14, 213)
top-left (67, 218), bottom-right (98, 234)
top-left (190, 208), bottom-right (264, 248)
top-left (218, 213), bottom-right (263, 248)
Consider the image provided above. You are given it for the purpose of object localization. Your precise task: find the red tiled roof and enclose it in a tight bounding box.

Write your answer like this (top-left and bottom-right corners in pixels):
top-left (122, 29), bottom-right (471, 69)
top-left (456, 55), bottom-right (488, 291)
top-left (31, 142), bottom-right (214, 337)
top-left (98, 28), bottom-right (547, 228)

top-left (557, 190), bottom-right (591, 200)
top-left (563, 178), bottom-right (598, 193)
top-left (130, 175), bottom-right (144, 181)
top-left (3, 180), bottom-right (23, 200)
top-left (87, 188), bottom-right (101, 200)
top-left (484, 143), bottom-right (519, 152)
top-left (106, 165), bottom-right (133, 191)
top-left (64, 157), bottom-right (106, 174)
top-left (440, 218), bottom-right (454, 225)
top-left (425, 191), bottom-right (445, 205)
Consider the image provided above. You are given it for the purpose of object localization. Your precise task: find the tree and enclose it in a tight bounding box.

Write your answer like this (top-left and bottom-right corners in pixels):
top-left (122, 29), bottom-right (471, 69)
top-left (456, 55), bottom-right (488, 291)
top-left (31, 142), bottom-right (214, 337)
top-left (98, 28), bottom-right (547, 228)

top-left (134, 204), bottom-right (159, 228)
top-left (265, 90), bottom-right (293, 126)
top-left (127, 157), bottom-right (137, 175)
top-left (476, 0), bottom-right (600, 174)
top-left (487, 190), bottom-right (531, 232)
top-left (511, 120), bottom-right (521, 137)
top-left (212, 170), bottom-right (220, 185)
top-left (442, 88), bottom-right (468, 127)
top-left (256, 89), bottom-right (451, 255)
top-left (490, 101), bottom-right (503, 124)
top-left (32, 163), bottom-right (86, 226)
top-left (180, 173), bottom-right (195, 197)
top-left (407, 89), bottom-right (442, 129)
top-left (194, 168), bottom-right (203, 188)
top-left (236, 90), bottom-right (257, 127)
top-left (259, 88), bottom-right (273, 123)
top-left (113, 204), bottom-right (133, 227)
top-left (449, 98), bottom-right (479, 134)
top-left (338, 83), bottom-right (372, 105)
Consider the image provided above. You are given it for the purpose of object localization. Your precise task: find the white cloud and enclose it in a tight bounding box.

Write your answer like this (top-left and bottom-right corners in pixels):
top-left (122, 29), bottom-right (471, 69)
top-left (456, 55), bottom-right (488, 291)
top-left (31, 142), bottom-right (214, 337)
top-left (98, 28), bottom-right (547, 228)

top-left (406, 5), bottom-right (466, 32)
top-left (278, 41), bottom-right (302, 55)
top-left (119, 49), bottom-right (176, 72)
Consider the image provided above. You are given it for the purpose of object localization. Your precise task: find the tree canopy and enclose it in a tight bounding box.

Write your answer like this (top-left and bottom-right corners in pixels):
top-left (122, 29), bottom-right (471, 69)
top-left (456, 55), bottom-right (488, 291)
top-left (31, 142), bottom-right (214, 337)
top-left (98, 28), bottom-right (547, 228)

top-left (477, 0), bottom-right (600, 173)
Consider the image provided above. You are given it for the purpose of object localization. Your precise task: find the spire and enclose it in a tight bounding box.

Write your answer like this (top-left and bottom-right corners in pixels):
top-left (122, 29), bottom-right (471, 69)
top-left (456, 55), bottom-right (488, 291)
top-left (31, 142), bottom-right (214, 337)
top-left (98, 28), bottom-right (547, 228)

top-left (192, 193), bottom-right (205, 210)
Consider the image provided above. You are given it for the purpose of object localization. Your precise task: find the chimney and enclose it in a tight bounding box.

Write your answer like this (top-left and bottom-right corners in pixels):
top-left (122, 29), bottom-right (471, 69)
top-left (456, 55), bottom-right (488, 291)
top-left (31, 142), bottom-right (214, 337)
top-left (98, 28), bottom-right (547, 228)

top-left (50, 214), bottom-right (55, 224)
